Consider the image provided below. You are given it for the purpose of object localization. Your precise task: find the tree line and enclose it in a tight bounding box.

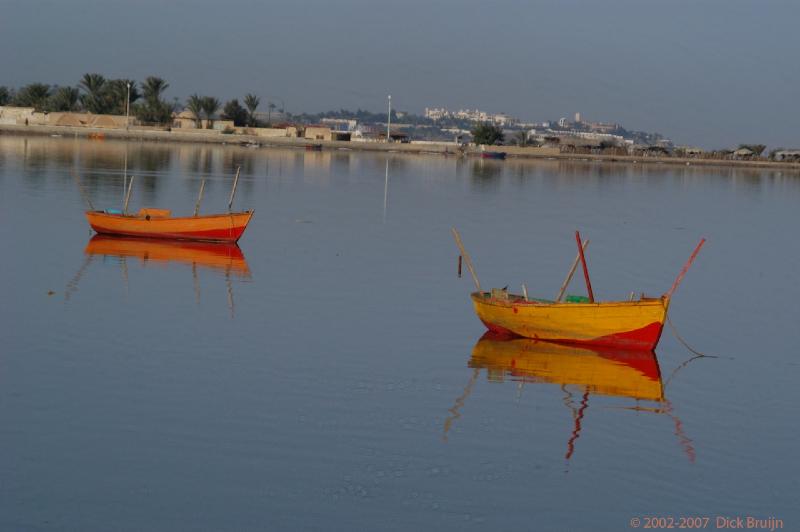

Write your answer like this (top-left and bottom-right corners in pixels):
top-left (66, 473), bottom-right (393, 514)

top-left (0, 73), bottom-right (267, 128)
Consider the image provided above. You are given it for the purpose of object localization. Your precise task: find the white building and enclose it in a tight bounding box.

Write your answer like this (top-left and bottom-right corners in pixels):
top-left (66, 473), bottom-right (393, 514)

top-left (424, 107), bottom-right (450, 121)
top-left (320, 118), bottom-right (358, 131)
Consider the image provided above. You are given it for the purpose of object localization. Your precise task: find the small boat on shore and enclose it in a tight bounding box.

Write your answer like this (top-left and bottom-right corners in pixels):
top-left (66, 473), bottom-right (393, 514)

top-left (452, 229), bottom-right (705, 350)
top-left (81, 166), bottom-right (253, 243)
top-left (480, 151), bottom-right (506, 160)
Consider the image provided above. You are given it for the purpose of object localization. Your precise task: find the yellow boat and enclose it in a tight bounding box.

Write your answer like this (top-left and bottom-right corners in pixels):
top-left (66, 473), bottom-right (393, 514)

top-left (452, 229), bottom-right (705, 351)
top-left (471, 292), bottom-right (669, 350)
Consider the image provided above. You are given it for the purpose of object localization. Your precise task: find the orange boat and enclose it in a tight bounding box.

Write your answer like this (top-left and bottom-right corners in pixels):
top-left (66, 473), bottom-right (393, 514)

top-left (83, 167), bottom-right (253, 243)
top-left (453, 229), bottom-right (705, 351)
top-left (85, 208), bottom-right (253, 243)
top-left (84, 235), bottom-right (251, 277)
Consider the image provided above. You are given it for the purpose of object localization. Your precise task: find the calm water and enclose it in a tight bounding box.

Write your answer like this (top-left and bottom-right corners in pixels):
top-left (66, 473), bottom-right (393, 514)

top-left (1, 136), bottom-right (798, 531)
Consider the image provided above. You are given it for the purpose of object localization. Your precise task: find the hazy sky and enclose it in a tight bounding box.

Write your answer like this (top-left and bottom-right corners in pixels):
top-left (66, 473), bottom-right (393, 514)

top-left (1, 0), bottom-right (797, 148)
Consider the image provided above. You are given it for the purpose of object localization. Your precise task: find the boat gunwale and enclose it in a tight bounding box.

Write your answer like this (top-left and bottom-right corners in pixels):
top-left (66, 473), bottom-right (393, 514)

top-left (470, 291), bottom-right (669, 309)
top-left (86, 209), bottom-right (254, 222)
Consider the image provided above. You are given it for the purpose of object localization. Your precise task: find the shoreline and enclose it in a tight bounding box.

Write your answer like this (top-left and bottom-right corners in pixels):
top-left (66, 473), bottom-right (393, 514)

top-left (2, 123), bottom-right (799, 172)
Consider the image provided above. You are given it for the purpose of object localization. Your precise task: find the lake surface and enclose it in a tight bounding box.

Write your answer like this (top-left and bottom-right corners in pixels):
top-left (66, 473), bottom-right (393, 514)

top-left (1, 136), bottom-right (797, 531)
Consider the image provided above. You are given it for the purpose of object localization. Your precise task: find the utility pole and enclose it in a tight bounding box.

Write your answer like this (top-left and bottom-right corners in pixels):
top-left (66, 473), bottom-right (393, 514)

top-left (125, 82), bottom-right (131, 130)
top-left (386, 94), bottom-right (392, 142)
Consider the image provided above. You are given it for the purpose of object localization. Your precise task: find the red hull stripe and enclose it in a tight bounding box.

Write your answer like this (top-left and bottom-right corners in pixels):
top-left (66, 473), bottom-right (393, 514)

top-left (90, 225), bottom-right (248, 242)
top-left (586, 321), bottom-right (665, 350)
top-left (595, 348), bottom-right (662, 381)
top-left (479, 320), bottom-right (665, 351)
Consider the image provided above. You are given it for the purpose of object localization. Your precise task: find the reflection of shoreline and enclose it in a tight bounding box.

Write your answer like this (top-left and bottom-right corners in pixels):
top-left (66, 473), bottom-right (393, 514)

top-left (3, 136), bottom-right (790, 199)
top-left (3, 124), bottom-right (800, 172)
top-left (444, 333), bottom-right (697, 463)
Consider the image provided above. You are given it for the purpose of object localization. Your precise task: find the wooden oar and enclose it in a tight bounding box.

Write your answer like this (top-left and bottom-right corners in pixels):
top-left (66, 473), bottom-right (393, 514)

top-left (666, 238), bottom-right (706, 298)
top-left (194, 178), bottom-right (206, 216)
top-left (575, 230), bottom-right (594, 303)
top-left (451, 228), bottom-right (481, 292)
top-left (228, 166), bottom-right (241, 212)
top-left (556, 239), bottom-right (589, 302)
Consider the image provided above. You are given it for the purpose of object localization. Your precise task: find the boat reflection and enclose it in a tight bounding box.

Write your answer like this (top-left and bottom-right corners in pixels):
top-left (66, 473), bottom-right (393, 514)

top-left (84, 235), bottom-right (251, 277)
top-left (66, 235), bottom-right (250, 317)
top-left (444, 332), bottom-right (695, 463)
top-left (470, 332), bottom-right (664, 400)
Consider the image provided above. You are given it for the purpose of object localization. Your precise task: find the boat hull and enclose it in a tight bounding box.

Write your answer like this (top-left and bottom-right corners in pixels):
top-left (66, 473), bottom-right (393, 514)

top-left (85, 210), bottom-right (253, 243)
top-left (471, 292), bottom-right (669, 350)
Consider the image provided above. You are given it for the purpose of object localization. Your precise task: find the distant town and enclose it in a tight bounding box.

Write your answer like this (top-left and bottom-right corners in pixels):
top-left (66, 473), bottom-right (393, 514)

top-left (1, 74), bottom-right (799, 164)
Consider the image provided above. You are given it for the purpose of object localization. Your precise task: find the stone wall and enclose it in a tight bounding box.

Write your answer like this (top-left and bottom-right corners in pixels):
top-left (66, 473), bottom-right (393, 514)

top-left (0, 106), bottom-right (36, 125)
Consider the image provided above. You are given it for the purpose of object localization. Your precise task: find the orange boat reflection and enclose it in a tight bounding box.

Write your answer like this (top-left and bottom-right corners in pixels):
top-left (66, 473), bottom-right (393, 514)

top-left (444, 332), bottom-right (696, 463)
top-left (84, 234), bottom-right (251, 277)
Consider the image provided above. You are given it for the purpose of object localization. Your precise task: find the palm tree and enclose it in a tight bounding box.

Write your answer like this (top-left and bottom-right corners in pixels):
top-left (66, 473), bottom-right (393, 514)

top-left (514, 130), bottom-right (528, 147)
top-left (49, 86), bottom-right (81, 112)
top-left (200, 96), bottom-right (220, 129)
top-left (268, 101), bottom-right (276, 123)
top-left (78, 73), bottom-right (107, 113)
top-left (104, 79), bottom-right (140, 115)
top-left (133, 76), bottom-right (172, 125)
top-left (243, 93), bottom-right (260, 126)
top-left (222, 99), bottom-right (248, 127)
top-left (141, 76), bottom-right (169, 104)
top-left (0, 86), bottom-right (11, 106)
top-left (186, 94), bottom-right (204, 128)
top-left (13, 83), bottom-right (52, 111)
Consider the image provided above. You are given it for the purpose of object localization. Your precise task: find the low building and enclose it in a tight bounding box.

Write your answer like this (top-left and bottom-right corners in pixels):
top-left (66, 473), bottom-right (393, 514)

top-left (629, 145), bottom-right (671, 157)
top-left (0, 106), bottom-right (36, 125)
top-left (675, 146), bottom-right (705, 157)
top-left (388, 130), bottom-right (409, 143)
top-left (320, 118), bottom-right (357, 132)
top-left (173, 110), bottom-right (201, 129)
top-left (172, 111), bottom-right (233, 131)
top-left (304, 126), bottom-right (332, 140)
top-left (772, 150), bottom-right (800, 162)
top-left (303, 126), bottom-right (350, 141)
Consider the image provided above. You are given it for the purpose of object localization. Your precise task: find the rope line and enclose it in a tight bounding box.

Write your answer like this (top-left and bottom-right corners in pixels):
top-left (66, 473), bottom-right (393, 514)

top-left (666, 314), bottom-right (716, 359)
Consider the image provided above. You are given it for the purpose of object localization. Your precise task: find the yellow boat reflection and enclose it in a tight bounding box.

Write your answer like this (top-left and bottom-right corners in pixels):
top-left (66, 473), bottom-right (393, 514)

top-left (84, 234), bottom-right (251, 277)
top-left (445, 333), bottom-right (696, 463)
top-left (469, 332), bottom-right (663, 401)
